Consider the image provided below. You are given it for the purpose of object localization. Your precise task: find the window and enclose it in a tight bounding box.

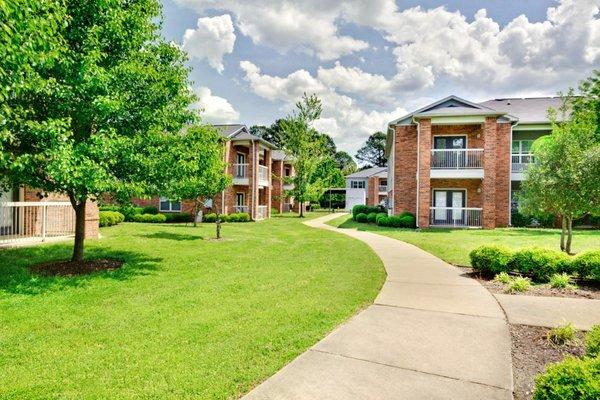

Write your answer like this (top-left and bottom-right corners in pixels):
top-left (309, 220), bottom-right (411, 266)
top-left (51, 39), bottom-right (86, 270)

top-left (350, 180), bottom-right (365, 189)
top-left (284, 167), bottom-right (291, 177)
top-left (159, 197), bottom-right (182, 212)
top-left (512, 140), bottom-right (534, 154)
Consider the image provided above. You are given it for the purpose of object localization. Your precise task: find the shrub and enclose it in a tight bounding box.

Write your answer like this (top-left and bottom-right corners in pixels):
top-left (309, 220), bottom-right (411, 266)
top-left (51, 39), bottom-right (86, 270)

top-left (99, 211), bottom-right (125, 227)
top-left (533, 356), bottom-right (600, 400)
top-left (203, 213), bottom-right (217, 223)
top-left (162, 212), bottom-right (192, 223)
top-left (585, 325), bottom-right (600, 358)
top-left (219, 214), bottom-right (229, 223)
top-left (142, 206), bottom-right (159, 215)
top-left (469, 245), bottom-right (512, 275)
top-left (549, 273), bottom-right (575, 289)
top-left (352, 204), bottom-right (384, 220)
top-left (398, 214), bottom-right (416, 228)
top-left (572, 250), bottom-right (600, 281)
top-left (235, 213), bottom-right (251, 222)
top-left (119, 205), bottom-right (143, 221)
top-left (494, 272), bottom-right (512, 284)
top-left (355, 213), bottom-right (368, 223)
top-left (228, 213), bottom-right (241, 222)
top-left (547, 323), bottom-right (577, 345)
top-left (511, 212), bottom-right (532, 227)
top-left (99, 205), bottom-right (120, 212)
top-left (376, 215), bottom-right (390, 226)
top-left (132, 213), bottom-right (166, 223)
top-left (505, 276), bottom-right (531, 293)
top-left (271, 208), bottom-right (279, 215)
top-left (366, 212), bottom-right (378, 223)
top-left (508, 248), bottom-right (571, 282)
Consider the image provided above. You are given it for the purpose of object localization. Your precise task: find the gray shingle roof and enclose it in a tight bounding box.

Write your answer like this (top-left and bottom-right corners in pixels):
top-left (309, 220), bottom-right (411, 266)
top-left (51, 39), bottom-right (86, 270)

top-left (213, 124), bottom-right (247, 138)
top-left (271, 149), bottom-right (290, 161)
top-left (478, 97), bottom-right (567, 123)
top-left (346, 166), bottom-right (387, 179)
top-left (213, 124), bottom-right (277, 149)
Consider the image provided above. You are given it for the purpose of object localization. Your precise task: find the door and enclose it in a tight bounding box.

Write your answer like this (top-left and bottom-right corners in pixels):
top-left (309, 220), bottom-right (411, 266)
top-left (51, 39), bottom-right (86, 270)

top-left (236, 193), bottom-right (245, 212)
top-left (433, 190), bottom-right (465, 224)
top-left (433, 136), bottom-right (466, 168)
top-left (236, 153), bottom-right (246, 177)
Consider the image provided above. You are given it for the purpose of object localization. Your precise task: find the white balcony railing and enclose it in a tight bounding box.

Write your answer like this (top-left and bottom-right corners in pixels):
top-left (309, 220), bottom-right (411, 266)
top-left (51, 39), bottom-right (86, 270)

top-left (234, 205), bottom-right (248, 214)
top-left (430, 207), bottom-right (482, 228)
top-left (0, 202), bottom-right (76, 245)
top-left (258, 165), bottom-right (269, 184)
top-left (233, 163), bottom-right (248, 178)
top-left (511, 154), bottom-right (534, 173)
top-left (378, 185), bottom-right (387, 192)
top-left (257, 205), bottom-right (268, 220)
top-left (431, 149), bottom-right (484, 169)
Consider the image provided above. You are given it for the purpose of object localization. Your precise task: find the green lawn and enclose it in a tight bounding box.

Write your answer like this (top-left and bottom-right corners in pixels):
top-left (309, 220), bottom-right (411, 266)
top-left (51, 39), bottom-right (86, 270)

top-left (327, 214), bottom-right (600, 266)
top-left (0, 213), bottom-right (384, 399)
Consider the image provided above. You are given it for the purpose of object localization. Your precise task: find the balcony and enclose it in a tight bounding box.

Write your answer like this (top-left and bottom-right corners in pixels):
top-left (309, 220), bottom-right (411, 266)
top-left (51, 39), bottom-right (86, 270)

top-left (430, 149), bottom-right (484, 179)
top-left (257, 205), bottom-right (268, 220)
top-left (1, 202), bottom-right (75, 246)
top-left (233, 205), bottom-right (248, 214)
top-left (378, 185), bottom-right (387, 193)
top-left (258, 165), bottom-right (269, 187)
top-left (429, 207), bottom-right (482, 228)
top-left (511, 154), bottom-right (534, 180)
top-left (232, 163), bottom-right (249, 185)
top-left (283, 183), bottom-right (295, 191)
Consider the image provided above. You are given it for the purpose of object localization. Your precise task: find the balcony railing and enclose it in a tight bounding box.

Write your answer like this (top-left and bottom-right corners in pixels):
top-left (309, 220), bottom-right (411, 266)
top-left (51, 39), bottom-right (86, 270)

top-left (511, 154), bottom-right (534, 173)
top-left (431, 149), bottom-right (484, 169)
top-left (233, 163), bottom-right (248, 178)
top-left (378, 185), bottom-right (387, 192)
top-left (429, 207), bottom-right (482, 228)
top-left (258, 165), bottom-right (269, 184)
top-left (233, 205), bottom-right (248, 214)
top-left (0, 202), bottom-right (75, 245)
top-left (257, 205), bottom-right (268, 220)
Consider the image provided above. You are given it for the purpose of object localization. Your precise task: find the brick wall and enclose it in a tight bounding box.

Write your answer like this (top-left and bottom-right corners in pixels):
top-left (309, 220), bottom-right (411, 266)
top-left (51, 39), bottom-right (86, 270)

top-left (271, 159), bottom-right (284, 213)
top-left (367, 176), bottom-right (378, 206)
top-left (482, 118), bottom-right (498, 229)
top-left (431, 124), bottom-right (484, 148)
top-left (393, 125), bottom-right (418, 215)
top-left (495, 123), bottom-right (511, 227)
top-left (418, 119), bottom-right (432, 228)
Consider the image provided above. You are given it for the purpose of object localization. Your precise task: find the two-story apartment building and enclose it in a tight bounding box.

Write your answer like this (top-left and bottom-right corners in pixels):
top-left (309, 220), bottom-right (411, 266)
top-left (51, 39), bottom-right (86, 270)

top-left (386, 95), bottom-right (564, 229)
top-left (133, 125), bottom-right (295, 221)
top-left (345, 167), bottom-right (388, 210)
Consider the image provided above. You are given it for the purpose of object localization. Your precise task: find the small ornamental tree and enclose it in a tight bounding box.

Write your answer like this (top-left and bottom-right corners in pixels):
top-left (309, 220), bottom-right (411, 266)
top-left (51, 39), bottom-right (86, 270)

top-left (160, 126), bottom-right (231, 236)
top-left (519, 82), bottom-right (600, 253)
top-left (281, 94), bottom-right (330, 217)
top-left (0, 0), bottom-right (197, 262)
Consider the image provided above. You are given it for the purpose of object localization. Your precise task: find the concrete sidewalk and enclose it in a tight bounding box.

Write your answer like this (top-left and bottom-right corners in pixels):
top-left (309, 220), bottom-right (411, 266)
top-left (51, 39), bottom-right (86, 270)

top-left (243, 214), bottom-right (513, 400)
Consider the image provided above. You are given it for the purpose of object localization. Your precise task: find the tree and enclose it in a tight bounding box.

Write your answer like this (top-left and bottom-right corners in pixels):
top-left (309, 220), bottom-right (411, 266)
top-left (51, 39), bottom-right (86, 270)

top-left (250, 119), bottom-right (287, 147)
top-left (519, 91), bottom-right (600, 254)
top-left (355, 131), bottom-right (387, 167)
top-left (334, 151), bottom-right (357, 175)
top-left (281, 94), bottom-right (330, 217)
top-left (160, 126), bottom-right (231, 236)
top-left (0, 0), bottom-right (197, 262)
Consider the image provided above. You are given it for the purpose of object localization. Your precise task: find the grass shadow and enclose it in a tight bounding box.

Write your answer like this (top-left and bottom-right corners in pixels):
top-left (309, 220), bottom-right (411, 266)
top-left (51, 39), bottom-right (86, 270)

top-left (138, 232), bottom-right (204, 241)
top-left (0, 244), bottom-right (161, 296)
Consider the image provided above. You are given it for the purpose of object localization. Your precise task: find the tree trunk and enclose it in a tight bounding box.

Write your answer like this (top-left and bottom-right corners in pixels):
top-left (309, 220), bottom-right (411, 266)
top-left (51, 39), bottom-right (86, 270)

top-left (566, 216), bottom-right (573, 255)
top-left (71, 199), bottom-right (86, 263)
top-left (560, 216), bottom-right (566, 252)
top-left (299, 201), bottom-right (305, 218)
top-left (193, 201), bottom-right (199, 227)
top-left (216, 214), bottom-right (222, 239)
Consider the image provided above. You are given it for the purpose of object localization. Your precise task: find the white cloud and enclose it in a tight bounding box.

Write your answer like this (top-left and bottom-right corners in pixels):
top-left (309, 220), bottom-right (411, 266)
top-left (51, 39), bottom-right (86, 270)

top-left (182, 14), bottom-right (236, 73)
top-left (192, 87), bottom-right (240, 124)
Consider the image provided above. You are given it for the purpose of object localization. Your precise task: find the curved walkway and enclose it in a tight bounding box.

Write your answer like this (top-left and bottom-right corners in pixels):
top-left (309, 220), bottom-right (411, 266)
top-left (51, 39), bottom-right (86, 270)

top-left (244, 214), bottom-right (513, 400)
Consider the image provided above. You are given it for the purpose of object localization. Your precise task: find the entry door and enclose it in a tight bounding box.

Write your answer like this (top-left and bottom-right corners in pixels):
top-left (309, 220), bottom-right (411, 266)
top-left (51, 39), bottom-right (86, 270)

top-left (236, 153), bottom-right (246, 177)
top-left (433, 190), bottom-right (465, 223)
top-left (236, 193), bottom-right (245, 207)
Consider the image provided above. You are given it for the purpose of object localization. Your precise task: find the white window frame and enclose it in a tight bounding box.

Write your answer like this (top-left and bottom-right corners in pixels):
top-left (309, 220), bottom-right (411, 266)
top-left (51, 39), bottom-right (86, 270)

top-left (350, 180), bottom-right (366, 189)
top-left (159, 197), bottom-right (182, 213)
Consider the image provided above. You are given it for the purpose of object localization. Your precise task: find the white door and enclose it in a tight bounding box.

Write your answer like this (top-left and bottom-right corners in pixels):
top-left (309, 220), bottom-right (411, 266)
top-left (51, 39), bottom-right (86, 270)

top-left (434, 191), bottom-right (447, 221)
top-left (452, 191), bottom-right (463, 220)
top-left (345, 188), bottom-right (366, 211)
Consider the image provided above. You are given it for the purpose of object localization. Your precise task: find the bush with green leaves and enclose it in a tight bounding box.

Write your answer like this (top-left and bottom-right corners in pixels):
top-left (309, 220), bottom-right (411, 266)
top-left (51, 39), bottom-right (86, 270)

top-left (398, 214), bottom-right (416, 228)
top-left (549, 273), bottom-right (575, 289)
top-left (494, 272), bottom-right (512, 284)
top-left (352, 205), bottom-right (384, 220)
top-left (508, 248), bottom-right (571, 282)
top-left (533, 356), bottom-right (600, 400)
top-left (547, 323), bottom-right (577, 345)
top-left (469, 245), bottom-right (512, 275)
top-left (585, 325), bottom-right (600, 358)
top-left (355, 213), bottom-right (368, 223)
top-left (506, 276), bottom-right (531, 293)
top-left (228, 213), bottom-right (251, 222)
top-left (162, 212), bottom-right (192, 223)
top-left (99, 211), bottom-right (125, 227)
top-left (203, 213), bottom-right (217, 223)
top-left (571, 250), bottom-right (600, 282)
top-left (132, 213), bottom-right (167, 223)
top-left (142, 206), bottom-right (159, 215)
top-left (366, 212), bottom-right (378, 223)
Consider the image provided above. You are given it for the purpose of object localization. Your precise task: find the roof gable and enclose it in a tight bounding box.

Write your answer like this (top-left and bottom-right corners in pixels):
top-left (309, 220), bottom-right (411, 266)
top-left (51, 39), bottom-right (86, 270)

top-left (389, 95), bottom-right (495, 126)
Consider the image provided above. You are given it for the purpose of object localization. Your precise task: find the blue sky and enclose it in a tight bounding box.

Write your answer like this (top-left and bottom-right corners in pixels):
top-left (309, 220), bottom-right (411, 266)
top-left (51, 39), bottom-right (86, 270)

top-left (161, 0), bottom-right (600, 155)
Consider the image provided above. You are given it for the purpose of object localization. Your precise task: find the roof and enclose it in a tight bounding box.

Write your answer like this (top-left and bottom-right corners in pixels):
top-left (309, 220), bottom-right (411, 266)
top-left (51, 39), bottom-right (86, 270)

top-left (415, 106), bottom-right (507, 118)
top-left (478, 97), bottom-right (567, 123)
top-left (346, 166), bottom-right (387, 179)
top-left (213, 124), bottom-right (277, 149)
top-left (271, 149), bottom-right (292, 161)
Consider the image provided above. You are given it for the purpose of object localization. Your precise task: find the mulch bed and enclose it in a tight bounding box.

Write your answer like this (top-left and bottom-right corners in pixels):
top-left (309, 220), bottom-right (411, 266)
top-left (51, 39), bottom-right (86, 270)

top-left (30, 259), bottom-right (124, 276)
top-left (461, 269), bottom-right (600, 299)
top-left (510, 324), bottom-right (586, 400)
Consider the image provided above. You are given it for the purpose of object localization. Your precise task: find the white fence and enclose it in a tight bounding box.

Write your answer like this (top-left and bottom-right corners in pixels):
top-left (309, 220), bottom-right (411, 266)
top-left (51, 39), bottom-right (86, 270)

top-left (257, 205), bottom-right (268, 220)
top-left (430, 207), bottom-right (483, 228)
top-left (233, 163), bottom-right (248, 178)
top-left (378, 185), bottom-right (387, 192)
top-left (258, 165), bottom-right (269, 184)
top-left (431, 149), bottom-right (484, 169)
top-left (0, 202), bottom-right (75, 245)
top-left (234, 205), bottom-right (249, 214)
top-left (511, 154), bottom-right (534, 173)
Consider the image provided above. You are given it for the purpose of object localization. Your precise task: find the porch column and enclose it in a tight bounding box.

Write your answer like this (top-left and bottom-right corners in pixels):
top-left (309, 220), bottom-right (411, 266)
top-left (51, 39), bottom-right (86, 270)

top-left (248, 141), bottom-right (257, 220)
top-left (483, 117), bottom-right (498, 229)
top-left (265, 149), bottom-right (272, 218)
top-left (418, 119), bottom-right (432, 228)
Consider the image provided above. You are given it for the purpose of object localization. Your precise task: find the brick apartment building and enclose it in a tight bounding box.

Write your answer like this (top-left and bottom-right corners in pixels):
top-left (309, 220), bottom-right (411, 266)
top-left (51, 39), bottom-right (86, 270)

top-left (386, 95), bottom-right (563, 229)
top-left (133, 125), bottom-right (295, 221)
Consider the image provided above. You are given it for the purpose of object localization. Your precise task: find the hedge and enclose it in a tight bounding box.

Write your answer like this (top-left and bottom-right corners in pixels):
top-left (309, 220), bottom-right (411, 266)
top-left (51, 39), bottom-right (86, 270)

top-left (533, 356), bottom-right (600, 400)
top-left (142, 206), bottom-right (159, 215)
top-left (572, 250), bottom-right (600, 281)
top-left (366, 212), bottom-right (378, 223)
top-left (585, 325), bottom-right (600, 358)
top-left (355, 213), bottom-right (368, 223)
top-left (469, 245), bottom-right (512, 275)
top-left (132, 213), bottom-right (167, 223)
top-left (508, 248), bottom-right (571, 282)
top-left (99, 211), bottom-right (125, 227)
top-left (162, 212), bottom-right (193, 223)
top-left (99, 205), bottom-right (142, 221)
top-left (376, 212), bottom-right (416, 228)
top-left (203, 213), bottom-right (251, 223)
top-left (352, 205), bottom-right (384, 220)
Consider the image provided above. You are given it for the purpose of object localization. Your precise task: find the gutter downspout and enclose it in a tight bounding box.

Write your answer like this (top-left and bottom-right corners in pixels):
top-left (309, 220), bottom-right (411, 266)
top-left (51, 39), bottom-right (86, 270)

top-left (509, 120), bottom-right (519, 226)
top-left (414, 117), bottom-right (420, 228)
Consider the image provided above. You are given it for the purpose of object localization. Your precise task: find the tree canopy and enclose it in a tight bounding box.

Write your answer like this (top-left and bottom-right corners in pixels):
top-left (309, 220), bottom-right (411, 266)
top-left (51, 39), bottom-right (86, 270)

top-left (355, 131), bottom-right (387, 167)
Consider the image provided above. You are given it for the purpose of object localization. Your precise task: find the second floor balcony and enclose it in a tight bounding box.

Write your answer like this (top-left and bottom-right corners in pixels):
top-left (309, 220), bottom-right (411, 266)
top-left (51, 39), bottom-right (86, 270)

top-left (258, 165), bottom-right (269, 186)
top-left (511, 153), bottom-right (534, 173)
top-left (430, 149), bottom-right (484, 179)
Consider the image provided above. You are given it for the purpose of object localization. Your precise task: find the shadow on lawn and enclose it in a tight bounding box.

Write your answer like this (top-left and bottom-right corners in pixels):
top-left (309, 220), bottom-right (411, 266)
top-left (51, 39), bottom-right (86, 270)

top-left (137, 231), bottom-right (204, 241)
top-left (0, 244), bottom-right (161, 296)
